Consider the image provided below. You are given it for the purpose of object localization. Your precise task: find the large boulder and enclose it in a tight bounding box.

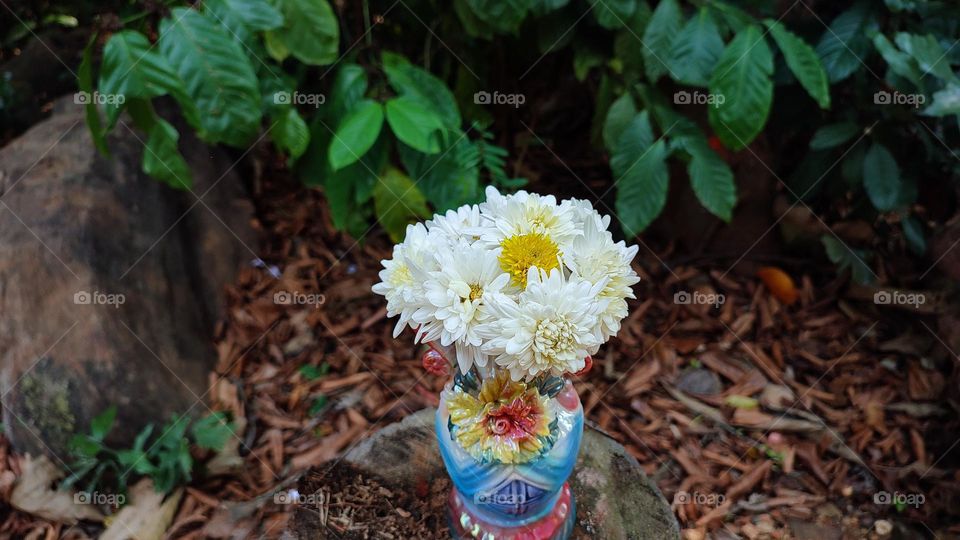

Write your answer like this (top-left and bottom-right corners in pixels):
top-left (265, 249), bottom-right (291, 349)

top-left (0, 97), bottom-right (255, 458)
top-left (286, 409), bottom-right (680, 539)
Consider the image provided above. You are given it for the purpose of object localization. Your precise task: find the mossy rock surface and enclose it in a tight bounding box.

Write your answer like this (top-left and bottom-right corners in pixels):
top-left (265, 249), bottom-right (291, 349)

top-left (288, 409), bottom-right (679, 539)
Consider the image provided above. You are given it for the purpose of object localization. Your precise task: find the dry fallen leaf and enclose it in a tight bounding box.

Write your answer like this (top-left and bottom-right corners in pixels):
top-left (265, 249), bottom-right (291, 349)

top-left (10, 455), bottom-right (103, 525)
top-left (100, 479), bottom-right (181, 540)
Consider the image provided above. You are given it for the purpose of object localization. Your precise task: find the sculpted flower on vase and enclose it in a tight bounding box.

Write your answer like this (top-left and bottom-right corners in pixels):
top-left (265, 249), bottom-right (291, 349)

top-left (446, 372), bottom-right (555, 464)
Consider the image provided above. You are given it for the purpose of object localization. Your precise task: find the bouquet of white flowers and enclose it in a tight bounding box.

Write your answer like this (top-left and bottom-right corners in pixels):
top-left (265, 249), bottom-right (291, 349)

top-left (373, 186), bottom-right (640, 382)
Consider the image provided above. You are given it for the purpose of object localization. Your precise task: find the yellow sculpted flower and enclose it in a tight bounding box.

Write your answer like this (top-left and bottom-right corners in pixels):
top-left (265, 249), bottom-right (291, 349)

top-left (447, 372), bottom-right (554, 464)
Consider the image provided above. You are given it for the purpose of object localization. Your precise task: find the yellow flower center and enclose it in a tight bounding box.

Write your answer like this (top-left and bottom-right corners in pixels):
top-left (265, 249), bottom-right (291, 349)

top-left (469, 283), bottom-right (483, 301)
top-left (392, 263), bottom-right (413, 286)
top-left (498, 233), bottom-right (561, 288)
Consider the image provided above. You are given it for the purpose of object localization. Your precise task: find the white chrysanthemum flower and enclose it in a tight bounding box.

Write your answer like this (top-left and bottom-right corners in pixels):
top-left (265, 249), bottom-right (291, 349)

top-left (563, 217), bottom-right (640, 340)
top-left (474, 186), bottom-right (580, 290)
top-left (560, 196), bottom-right (611, 233)
top-left (413, 244), bottom-right (510, 374)
top-left (371, 223), bottom-right (439, 337)
top-left (477, 186), bottom-right (579, 246)
top-left (481, 268), bottom-right (608, 380)
top-left (425, 204), bottom-right (482, 246)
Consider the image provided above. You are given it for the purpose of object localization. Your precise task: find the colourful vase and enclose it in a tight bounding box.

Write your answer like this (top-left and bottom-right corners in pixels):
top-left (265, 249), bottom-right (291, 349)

top-left (435, 367), bottom-right (583, 540)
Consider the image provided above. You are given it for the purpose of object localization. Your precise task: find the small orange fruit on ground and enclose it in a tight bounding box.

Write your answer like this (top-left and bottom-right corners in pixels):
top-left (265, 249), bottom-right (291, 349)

top-left (756, 266), bottom-right (799, 305)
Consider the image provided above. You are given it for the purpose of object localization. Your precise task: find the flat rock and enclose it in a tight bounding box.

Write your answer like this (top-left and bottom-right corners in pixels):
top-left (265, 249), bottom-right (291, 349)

top-left (287, 409), bottom-right (679, 539)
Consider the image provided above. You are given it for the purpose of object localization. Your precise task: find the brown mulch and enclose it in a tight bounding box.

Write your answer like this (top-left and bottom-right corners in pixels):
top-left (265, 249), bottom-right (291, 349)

top-left (1, 170), bottom-right (959, 539)
top-left (290, 462), bottom-right (450, 539)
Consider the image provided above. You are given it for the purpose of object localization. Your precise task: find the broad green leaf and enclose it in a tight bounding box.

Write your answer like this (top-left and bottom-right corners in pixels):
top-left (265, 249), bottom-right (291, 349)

top-left (374, 168), bottom-right (432, 242)
top-left (116, 449), bottom-right (155, 475)
top-left (590, 0), bottom-right (636, 29)
top-left (382, 52), bottom-right (461, 128)
top-left (204, 0), bottom-right (283, 43)
top-left (841, 140), bottom-right (866, 186)
top-left (143, 117), bottom-right (193, 190)
top-left (902, 216), bottom-right (926, 255)
top-left (90, 406), bottom-right (117, 441)
top-left (132, 424), bottom-right (155, 452)
top-left (308, 395), bottom-right (329, 415)
top-left (924, 85), bottom-right (960, 116)
top-left (615, 139), bottom-right (669, 236)
top-left (299, 362), bottom-right (330, 380)
top-left (810, 122), bottom-right (859, 150)
top-left (766, 19), bottom-right (830, 109)
top-left (453, 0), bottom-right (497, 39)
top-left (885, 0), bottom-right (921, 11)
top-left (463, 0), bottom-right (530, 33)
top-left (531, 0), bottom-right (570, 14)
top-left (642, 0), bottom-right (682, 81)
top-left (684, 137), bottom-right (736, 221)
top-left (385, 97), bottom-right (445, 154)
top-left (872, 34), bottom-right (923, 88)
top-left (98, 30), bottom-right (190, 127)
top-left (328, 100), bottom-right (384, 171)
top-left (327, 63), bottom-right (368, 120)
top-left (708, 1), bottom-right (752, 33)
top-left (602, 93), bottom-right (638, 151)
top-left (822, 235), bottom-right (874, 284)
top-left (263, 30), bottom-right (289, 61)
top-left (536, 6), bottom-right (579, 54)
top-left (324, 133), bottom-right (387, 231)
top-left (159, 8), bottom-right (261, 147)
top-left (78, 34), bottom-right (108, 155)
top-left (69, 435), bottom-right (102, 458)
top-left (398, 137), bottom-right (481, 211)
top-left (610, 111), bottom-right (654, 178)
top-left (788, 150), bottom-right (832, 200)
top-left (895, 33), bottom-right (957, 83)
top-left (573, 42), bottom-right (606, 81)
top-left (191, 413), bottom-right (233, 450)
top-left (815, 3), bottom-right (875, 83)
top-left (667, 8), bottom-right (724, 87)
top-left (863, 143), bottom-right (902, 211)
top-left (267, 0), bottom-right (339, 65)
top-left (708, 26), bottom-right (773, 149)
top-left (613, 2), bottom-right (652, 79)
top-left (272, 106), bottom-right (310, 159)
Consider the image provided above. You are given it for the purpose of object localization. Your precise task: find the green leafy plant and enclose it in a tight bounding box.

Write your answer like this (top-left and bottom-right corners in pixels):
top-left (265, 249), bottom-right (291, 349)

top-left (785, 1), bottom-right (960, 278)
top-left (82, 0), bottom-right (958, 274)
top-left (64, 407), bottom-right (233, 498)
top-left (84, 1), bottom-right (519, 241)
top-left (297, 52), bottom-right (524, 240)
top-left (595, 4), bottom-right (831, 234)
